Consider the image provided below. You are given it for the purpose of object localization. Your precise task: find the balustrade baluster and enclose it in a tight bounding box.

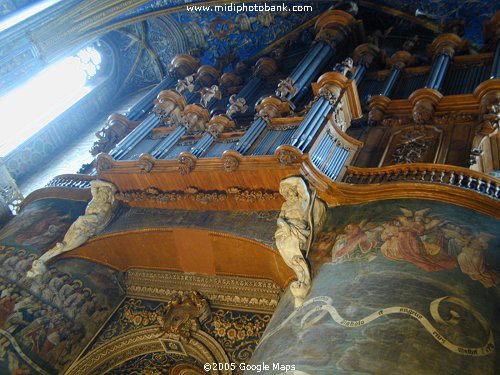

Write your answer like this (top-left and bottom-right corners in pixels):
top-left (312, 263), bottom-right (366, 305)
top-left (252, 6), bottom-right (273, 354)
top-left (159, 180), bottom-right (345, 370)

top-left (420, 170), bottom-right (427, 181)
top-left (458, 173), bottom-right (464, 186)
top-left (439, 171), bottom-right (445, 183)
top-left (429, 170), bottom-right (435, 182)
top-left (449, 171), bottom-right (455, 185)
top-left (476, 178), bottom-right (483, 192)
top-left (467, 176), bottom-right (474, 189)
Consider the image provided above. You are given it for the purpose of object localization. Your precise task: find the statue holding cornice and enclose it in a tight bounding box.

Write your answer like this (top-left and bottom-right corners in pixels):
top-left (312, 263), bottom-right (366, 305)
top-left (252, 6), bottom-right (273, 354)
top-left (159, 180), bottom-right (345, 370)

top-left (275, 177), bottom-right (325, 308)
top-left (27, 180), bottom-right (117, 277)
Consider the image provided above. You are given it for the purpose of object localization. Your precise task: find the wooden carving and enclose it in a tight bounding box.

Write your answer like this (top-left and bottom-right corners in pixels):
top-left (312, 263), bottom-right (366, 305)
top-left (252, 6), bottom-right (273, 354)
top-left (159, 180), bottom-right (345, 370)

top-left (381, 126), bottom-right (442, 166)
top-left (90, 114), bottom-right (137, 156)
top-left (275, 177), bottom-right (326, 308)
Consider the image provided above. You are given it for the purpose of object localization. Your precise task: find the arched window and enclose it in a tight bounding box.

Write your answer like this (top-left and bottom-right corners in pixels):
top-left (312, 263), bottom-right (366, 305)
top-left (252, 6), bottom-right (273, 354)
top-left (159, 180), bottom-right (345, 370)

top-left (0, 43), bottom-right (103, 157)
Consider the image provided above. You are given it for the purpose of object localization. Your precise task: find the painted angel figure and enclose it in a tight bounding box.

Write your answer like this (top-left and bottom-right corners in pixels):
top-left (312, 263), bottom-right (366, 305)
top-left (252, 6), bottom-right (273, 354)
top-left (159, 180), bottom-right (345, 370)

top-left (331, 219), bottom-right (381, 263)
top-left (226, 95), bottom-right (248, 119)
top-left (27, 181), bottom-right (117, 277)
top-left (381, 208), bottom-right (456, 272)
top-left (443, 229), bottom-right (498, 287)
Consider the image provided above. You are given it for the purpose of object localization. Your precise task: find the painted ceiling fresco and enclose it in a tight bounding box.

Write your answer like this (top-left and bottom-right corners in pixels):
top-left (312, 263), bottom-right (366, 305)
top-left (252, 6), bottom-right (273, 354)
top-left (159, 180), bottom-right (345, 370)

top-left (1, 0), bottom-right (496, 96)
top-left (106, 3), bottom-right (327, 95)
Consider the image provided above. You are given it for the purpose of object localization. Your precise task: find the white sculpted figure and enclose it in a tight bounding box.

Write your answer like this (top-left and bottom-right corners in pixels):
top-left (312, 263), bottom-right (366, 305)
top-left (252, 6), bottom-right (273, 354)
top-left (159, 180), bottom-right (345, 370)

top-left (275, 177), bottom-right (325, 308)
top-left (27, 180), bottom-right (117, 277)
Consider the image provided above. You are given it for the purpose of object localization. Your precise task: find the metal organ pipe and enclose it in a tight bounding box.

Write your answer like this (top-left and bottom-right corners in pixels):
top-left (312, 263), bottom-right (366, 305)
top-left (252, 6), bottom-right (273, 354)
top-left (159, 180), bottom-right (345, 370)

top-left (352, 65), bottom-right (367, 85)
top-left (291, 97), bottom-right (333, 151)
top-left (380, 67), bottom-right (402, 97)
top-left (127, 76), bottom-right (176, 121)
top-left (491, 40), bottom-right (500, 79)
top-left (111, 114), bottom-right (159, 160)
top-left (290, 44), bottom-right (334, 104)
top-left (190, 133), bottom-right (213, 157)
top-left (234, 117), bottom-right (267, 155)
top-left (152, 126), bottom-right (187, 159)
top-left (288, 42), bottom-right (326, 84)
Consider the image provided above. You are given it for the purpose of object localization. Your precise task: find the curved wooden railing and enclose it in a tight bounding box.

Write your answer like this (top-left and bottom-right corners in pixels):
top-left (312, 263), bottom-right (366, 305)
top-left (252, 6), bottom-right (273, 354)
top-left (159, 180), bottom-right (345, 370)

top-left (343, 164), bottom-right (500, 200)
top-left (45, 174), bottom-right (96, 189)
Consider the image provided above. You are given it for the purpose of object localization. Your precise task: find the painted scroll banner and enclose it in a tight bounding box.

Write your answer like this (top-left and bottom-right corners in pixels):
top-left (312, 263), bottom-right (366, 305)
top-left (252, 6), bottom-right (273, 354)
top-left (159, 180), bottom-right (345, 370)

top-left (259, 295), bottom-right (495, 357)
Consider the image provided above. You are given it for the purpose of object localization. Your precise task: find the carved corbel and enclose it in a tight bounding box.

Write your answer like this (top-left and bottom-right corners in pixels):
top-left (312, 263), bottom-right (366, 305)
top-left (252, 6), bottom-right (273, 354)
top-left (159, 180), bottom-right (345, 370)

top-left (427, 33), bottom-right (465, 59)
top-left (96, 153), bottom-right (115, 172)
top-left (275, 144), bottom-right (303, 166)
top-left (181, 104), bottom-right (211, 133)
top-left (90, 114), bottom-right (138, 156)
top-left (313, 71), bottom-right (348, 96)
top-left (252, 57), bottom-right (278, 79)
top-left (194, 65), bottom-right (221, 89)
top-left (219, 72), bottom-right (242, 95)
top-left (275, 176), bottom-right (326, 308)
top-left (368, 95), bottom-right (391, 124)
top-left (138, 153), bottom-right (156, 173)
top-left (221, 150), bottom-right (242, 172)
top-left (27, 180), bottom-right (118, 277)
top-left (207, 115), bottom-right (235, 138)
top-left (255, 96), bottom-right (293, 122)
top-left (314, 10), bottom-right (357, 49)
top-left (153, 90), bottom-right (186, 126)
top-left (409, 88), bottom-right (443, 124)
top-left (168, 54), bottom-right (201, 79)
top-left (385, 50), bottom-right (417, 70)
top-left (178, 152), bottom-right (197, 175)
top-left (353, 43), bottom-right (380, 68)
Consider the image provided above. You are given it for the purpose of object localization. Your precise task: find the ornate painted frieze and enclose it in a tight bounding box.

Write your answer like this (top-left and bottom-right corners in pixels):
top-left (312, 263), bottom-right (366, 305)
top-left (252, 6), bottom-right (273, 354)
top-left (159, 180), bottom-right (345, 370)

top-left (126, 269), bottom-right (281, 313)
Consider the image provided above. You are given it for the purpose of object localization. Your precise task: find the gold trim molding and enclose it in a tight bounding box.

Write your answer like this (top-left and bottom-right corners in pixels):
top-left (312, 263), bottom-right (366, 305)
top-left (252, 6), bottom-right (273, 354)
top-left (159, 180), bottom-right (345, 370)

top-left (126, 269), bottom-right (282, 313)
top-left (66, 327), bottom-right (230, 375)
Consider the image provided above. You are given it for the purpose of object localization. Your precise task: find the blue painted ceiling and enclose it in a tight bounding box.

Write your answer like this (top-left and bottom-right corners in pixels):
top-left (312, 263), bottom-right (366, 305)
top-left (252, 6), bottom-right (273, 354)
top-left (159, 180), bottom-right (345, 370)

top-left (0, 0), bottom-right (497, 96)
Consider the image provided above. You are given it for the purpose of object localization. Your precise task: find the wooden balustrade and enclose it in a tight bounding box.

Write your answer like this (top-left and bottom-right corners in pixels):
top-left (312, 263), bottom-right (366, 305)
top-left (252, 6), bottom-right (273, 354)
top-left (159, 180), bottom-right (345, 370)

top-left (45, 174), bottom-right (96, 189)
top-left (343, 164), bottom-right (500, 200)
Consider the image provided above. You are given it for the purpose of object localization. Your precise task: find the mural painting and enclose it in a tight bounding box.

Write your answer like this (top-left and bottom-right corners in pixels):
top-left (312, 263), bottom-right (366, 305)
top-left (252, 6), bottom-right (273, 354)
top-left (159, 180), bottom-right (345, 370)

top-left (251, 199), bottom-right (500, 375)
top-left (0, 199), bottom-right (125, 374)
